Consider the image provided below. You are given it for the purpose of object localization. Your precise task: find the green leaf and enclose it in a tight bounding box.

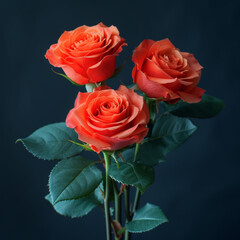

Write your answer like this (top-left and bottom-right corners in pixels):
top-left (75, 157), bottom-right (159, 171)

top-left (118, 114), bottom-right (195, 165)
top-left (117, 148), bottom-right (135, 163)
top-left (49, 156), bottom-right (102, 204)
top-left (118, 143), bottom-right (165, 167)
top-left (161, 94), bottom-right (224, 118)
top-left (45, 187), bottom-right (103, 218)
top-left (137, 141), bottom-right (166, 166)
top-left (51, 69), bottom-right (82, 86)
top-left (126, 203), bottom-right (168, 233)
top-left (16, 122), bottom-right (83, 160)
top-left (45, 193), bottom-right (52, 204)
top-left (109, 161), bottom-right (154, 192)
top-left (150, 113), bottom-right (197, 155)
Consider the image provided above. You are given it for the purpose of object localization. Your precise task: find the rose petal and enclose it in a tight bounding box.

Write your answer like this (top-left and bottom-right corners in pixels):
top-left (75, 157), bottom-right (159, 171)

top-left (74, 92), bottom-right (90, 108)
top-left (181, 52), bottom-right (203, 74)
top-left (147, 75), bottom-right (178, 84)
top-left (62, 65), bottom-right (89, 85)
top-left (178, 86), bottom-right (205, 103)
top-left (132, 65), bottom-right (137, 83)
top-left (76, 126), bottom-right (112, 153)
top-left (149, 38), bottom-right (175, 54)
top-left (87, 55), bottom-right (116, 83)
top-left (142, 58), bottom-right (172, 79)
top-left (135, 70), bottom-right (172, 99)
top-left (90, 128), bottom-right (148, 153)
top-left (117, 85), bottom-right (144, 110)
top-left (132, 39), bottom-right (155, 69)
top-left (58, 30), bottom-right (72, 43)
top-left (45, 44), bottom-right (63, 66)
top-left (163, 68), bottom-right (184, 78)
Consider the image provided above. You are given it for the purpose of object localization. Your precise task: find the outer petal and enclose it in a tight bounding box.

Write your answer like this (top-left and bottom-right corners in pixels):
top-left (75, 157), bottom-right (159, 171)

top-left (181, 52), bottom-right (203, 74)
top-left (76, 126), bottom-right (112, 153)
top-left (58, 30), bottom-right (72, 43)
top-left (149, 38), bottom-right (175, 54)
top-left (132, 65), bottom-right (138, 83)
top-left (178, 86), bottom-right (205, 103)
top-left (90, 127), bottom-right (148, 153)
top-left (74, 92), bottom-right (90, 107)
top-left (66, 109), bottom-right (76, 128)
top-left (62, 65), bottom-right (89, 85)
top-left (135, 70), bottom-right (170, 99)
top-left (87, 55), bottom-right (116, 83)
top-left (132, 39), bottom-right (155, 69)
top-left (45, 44), bottom-right (63, 66)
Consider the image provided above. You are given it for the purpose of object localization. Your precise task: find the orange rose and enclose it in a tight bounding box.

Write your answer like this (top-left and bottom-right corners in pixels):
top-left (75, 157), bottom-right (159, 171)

top-left (132, 39), bottom-right (205, 103)
top-left (66, 85), bottom-right (149, 153)
top-left (45, 23), bottom-right (126, 85)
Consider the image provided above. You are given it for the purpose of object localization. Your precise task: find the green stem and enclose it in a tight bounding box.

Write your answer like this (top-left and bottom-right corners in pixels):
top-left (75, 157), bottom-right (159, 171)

top-left (125, 230), bottom-right (130, 240)
top-left (113, 180), bottom-right (121, 240)
top-left (124, 186), bottom-right (131, 240)
top-left (133, 143), bottom-right (141, 162)
top-left (131, 143), bottom-right (142, 226)
top-left (132, 188), bottom-right (141, 213)
top-left (103, 152), bottom-right (112, 240)
top-left (124, 186), bottom-right (130, 222)
top-left (113, 181), bottom-right (121, 224)
top-left (133, 142), bottom-right (141, 212)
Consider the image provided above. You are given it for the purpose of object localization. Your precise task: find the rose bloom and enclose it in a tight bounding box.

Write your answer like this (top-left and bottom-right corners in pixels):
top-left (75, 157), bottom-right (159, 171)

top-left (66, 85), bottom-right (150, 153)
top-left (45, 23), bottom-right (126, 85)
top-left (132, 38), bottom-right (205, 103)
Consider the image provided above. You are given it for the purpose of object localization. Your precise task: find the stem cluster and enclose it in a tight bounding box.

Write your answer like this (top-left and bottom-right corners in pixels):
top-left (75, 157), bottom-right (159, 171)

top-left (103, 142), bottom-right (142, 240)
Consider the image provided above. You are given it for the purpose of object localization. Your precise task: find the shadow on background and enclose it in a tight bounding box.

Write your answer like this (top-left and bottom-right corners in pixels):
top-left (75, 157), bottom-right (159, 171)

top-left (2, 0), bottom-right (240, 239)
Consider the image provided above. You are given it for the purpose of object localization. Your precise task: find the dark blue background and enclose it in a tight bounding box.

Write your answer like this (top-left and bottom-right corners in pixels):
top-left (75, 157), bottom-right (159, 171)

top-left (2, 0), bottom-right (240, 239)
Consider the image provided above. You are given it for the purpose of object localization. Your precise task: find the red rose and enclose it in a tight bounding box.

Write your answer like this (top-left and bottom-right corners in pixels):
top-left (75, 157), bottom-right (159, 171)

top-left (45, 23), bottom-right (126, 85)
top-left (66, 85), bottom-right (149, 153)
top-left (132, 38), bottom-right (205, 103)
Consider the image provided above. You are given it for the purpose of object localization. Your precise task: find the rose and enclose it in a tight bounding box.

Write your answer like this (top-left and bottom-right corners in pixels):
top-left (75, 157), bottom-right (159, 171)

top-left (132, 38), bottom-right (205, 103)
top-left (45, 23), bottom-right (126, 85)
top-left (66, 85), bottom-right (150, 153)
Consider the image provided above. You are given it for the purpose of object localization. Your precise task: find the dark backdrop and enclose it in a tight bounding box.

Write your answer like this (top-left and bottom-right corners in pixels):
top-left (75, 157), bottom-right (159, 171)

top-left (2, 0), bottom-right (240, 239)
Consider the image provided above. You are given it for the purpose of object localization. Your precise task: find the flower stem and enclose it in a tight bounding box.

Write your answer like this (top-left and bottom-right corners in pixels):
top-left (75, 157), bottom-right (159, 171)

top-left (124, 186), bottom-right (131, 240)
top-left (133, 143), bottom-right (141, 162)
top-left (125, 230), bottom-right (130, 240)
top-left (124, 186), bottom-right (130, 222)
top-left (113, 181), bottom-right (121, 224)
top-left (133, 142), bottom-right (141, 213)
top-left (131, 142), bottom-right (142, 234)
top-left (103, 152), bottom-right (112, 240)
top-left (132, 188), bottom-right (141, 213)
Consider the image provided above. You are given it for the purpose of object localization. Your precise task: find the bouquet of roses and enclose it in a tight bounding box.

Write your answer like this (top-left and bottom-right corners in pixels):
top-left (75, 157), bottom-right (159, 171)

top-left (17, 23), bottom-right (224, 240)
